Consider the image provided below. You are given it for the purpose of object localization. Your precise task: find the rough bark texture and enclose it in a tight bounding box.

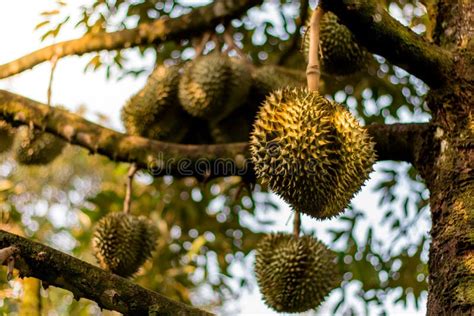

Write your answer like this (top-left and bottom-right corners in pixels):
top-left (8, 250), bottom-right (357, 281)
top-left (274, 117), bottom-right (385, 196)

top-left (0, 230), bottom-right (212, 316)
top-left (320, 0), bottom-right (454, 88)
top-left (0, 89), bottom-right (428, 180)
top-left (413, 0), bottom-right (474, 314)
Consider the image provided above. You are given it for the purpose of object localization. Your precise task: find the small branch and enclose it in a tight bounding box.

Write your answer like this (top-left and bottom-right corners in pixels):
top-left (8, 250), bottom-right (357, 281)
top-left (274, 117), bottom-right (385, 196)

top-left (123, 163), bottom-right (138, 214)
top-left (320, 0), bottom-right (454, 88)
top-left (293, 211), bottom-right (301, 238)
top-left (0, 0), bottom-right (263, 79)
top-left (0, 230), bottom-right (212, 315)
top-left (306, 8), bottom-right (324, 91)
top-left (0, 246), bottom-right (18, 264)
top-left (0, 90), bottom-right (430, 179)
top-left (47, 56), bottom-right (59, 106)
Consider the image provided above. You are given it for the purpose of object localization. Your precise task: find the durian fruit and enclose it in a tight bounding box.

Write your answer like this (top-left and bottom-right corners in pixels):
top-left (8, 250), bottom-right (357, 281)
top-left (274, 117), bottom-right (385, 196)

top-left (255, 233), bottom-right (341, 313)
top-left (178, 54), bottom-right (252, 122)
top-left (304, 12), bottom-right (368, 76)
top-left (121, 65), bottom-right (191, 142)
top-left (250, 87), bottom-right (376, 219)
top-left (92, 212), bottom-right (157, 278)
top-left (252, 65), bottom-right (306, 98)
top-left (15, 128), bottom-right (66, 165)
top-left (209, 103), bottom-right (257, 143)
top-left (0, 120), bottom-right (15, 153)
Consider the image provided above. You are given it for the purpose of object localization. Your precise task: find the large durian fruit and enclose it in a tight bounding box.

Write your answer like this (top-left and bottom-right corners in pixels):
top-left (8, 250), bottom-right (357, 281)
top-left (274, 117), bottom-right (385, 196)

top-left (92, 212), bottom-right (157, 278)
top-left (255, 233), bottom-right (341, 313)
top-left (121, 65), bottom-right (191, 142)
top-left (304, 12), bottom-right (368, 76)
top-left (0, 120), bottom-right (15, 153)
top-left (251, 65), bottom-right (306, 99)
top-left (178, 54), bottom-right (252, 122)
top-left (250, 87), bottom-right (376, 219)
top-left (15, 128), bottom-right (66, 165)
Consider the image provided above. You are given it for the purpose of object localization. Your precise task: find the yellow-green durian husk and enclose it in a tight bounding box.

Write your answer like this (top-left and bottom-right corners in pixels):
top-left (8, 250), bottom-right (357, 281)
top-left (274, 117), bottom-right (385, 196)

top-left (92, 212), bottom-right (157, 278)
top-left (178, 54), bottom-right (251, 122)
top-left (0, 120), bottom-right (15, 153)
top-left (252, 65), bottom-right (306, 98)
top-left (255, 233), bottom-right (341, 313)
top-left (121, 65), bottom-right (190, 142)
top-left (250, 87), bottom-right (376, 219)
top-left (15, 129), bottom-right (66, 165)
top-left (304, 12), bottom-right (368, 76)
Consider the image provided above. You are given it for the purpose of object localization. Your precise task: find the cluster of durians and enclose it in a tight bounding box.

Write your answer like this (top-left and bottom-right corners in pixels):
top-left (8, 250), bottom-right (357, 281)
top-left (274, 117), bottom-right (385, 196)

top-left (0, 120), bottom-right (66, 166)
top-left (250, 10), bottom-right (375, 314)
top-left (120, 53), bottom-right (307, 144)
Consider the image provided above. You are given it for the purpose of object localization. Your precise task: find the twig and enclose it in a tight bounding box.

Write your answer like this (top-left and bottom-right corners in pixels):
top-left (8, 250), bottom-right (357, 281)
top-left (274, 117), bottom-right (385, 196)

top-left (194, 32), bottom-right (212, 57)
top-left (47, 55), bottom-right (59, 107)
top-left (0, 246), bottom-right (18, 264)
top-left (293, 211), bottom-right (301, 238)
top-left (223, 30), bottom-right (247, 59)
top-left (306, 7), bottom-right (324, 92)
top-left (123, 163), bottom-right (138, 214)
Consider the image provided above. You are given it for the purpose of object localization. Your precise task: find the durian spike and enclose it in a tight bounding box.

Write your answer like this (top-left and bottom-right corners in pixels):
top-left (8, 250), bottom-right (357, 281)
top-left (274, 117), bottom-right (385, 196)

top-left (306, 7), bottom-right (325, 92)
top-left (123, 163), bottom-right (138, 214)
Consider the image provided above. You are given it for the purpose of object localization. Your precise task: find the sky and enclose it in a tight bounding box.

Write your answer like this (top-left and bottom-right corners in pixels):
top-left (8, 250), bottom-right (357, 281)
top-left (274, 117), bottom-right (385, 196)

top-left (0, 1), bottom-right (427, 315)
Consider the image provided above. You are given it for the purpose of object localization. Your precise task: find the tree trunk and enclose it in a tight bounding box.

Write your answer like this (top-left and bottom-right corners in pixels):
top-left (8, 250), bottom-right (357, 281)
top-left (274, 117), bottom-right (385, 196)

top-left (415, 1), bottom-right (474, 314)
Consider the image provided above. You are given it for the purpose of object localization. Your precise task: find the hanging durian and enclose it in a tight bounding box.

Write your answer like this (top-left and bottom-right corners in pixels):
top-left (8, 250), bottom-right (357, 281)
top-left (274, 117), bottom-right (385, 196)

top-left (121, 64), bottom-right (191, 142)
top-left (304, 12), bottom-right (368, 75)
top-left (92, 212), bottom-right (157, 278)
top-left (250, 87), bottom-right (376, 219)
top-left (252, 65), bottom-right (306, 98)
top-left (15, 128), bottom-right (66, 165)
top-left (178, 54), bottom-right (252, 122)
top-left (0, 120), bottom-right (15, 153)
top-left (255, 233), bottom-right (341, 313)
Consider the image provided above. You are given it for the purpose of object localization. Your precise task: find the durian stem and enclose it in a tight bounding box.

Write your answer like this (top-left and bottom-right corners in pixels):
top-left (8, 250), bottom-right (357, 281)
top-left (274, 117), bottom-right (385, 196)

top-left (123, 163), bottom-right (138, 214)
top-left (293, 211), bottom-right (301, 238)
top-left (223, 30), bottom-right (247, 59)
top-left (47, 55), bottom-right (58, 107)
top-left (195, 32), bottom-right (211, 57)
top-left (306, 7), bottom-right (324, 92)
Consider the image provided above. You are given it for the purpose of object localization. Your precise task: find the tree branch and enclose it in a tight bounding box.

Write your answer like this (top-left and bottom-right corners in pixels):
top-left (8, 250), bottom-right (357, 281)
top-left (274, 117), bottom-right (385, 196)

top-left (0, 230), bottom-right (212, 315)
top-left (0, 0), bottom-right (263, 79)
top-left (320, 0), bottom-right (454, 88)
top-left (0, 90), bottom-right (429, 179)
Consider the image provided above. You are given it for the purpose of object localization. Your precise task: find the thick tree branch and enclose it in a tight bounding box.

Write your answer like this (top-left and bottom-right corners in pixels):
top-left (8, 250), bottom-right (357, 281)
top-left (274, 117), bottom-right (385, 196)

top-left (320, 0), bottom-right (454, 88)
top-left (0, 230), bottom-right (212, 315)
top-left (0, 0), bottom-right (263, 79)
top-left (0, 90), bottom-right (429, 179)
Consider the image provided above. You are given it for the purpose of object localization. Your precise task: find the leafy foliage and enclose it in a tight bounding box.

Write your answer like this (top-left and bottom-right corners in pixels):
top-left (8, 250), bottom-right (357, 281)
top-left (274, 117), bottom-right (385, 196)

top-left (0, 0), bottom-right (434, 314)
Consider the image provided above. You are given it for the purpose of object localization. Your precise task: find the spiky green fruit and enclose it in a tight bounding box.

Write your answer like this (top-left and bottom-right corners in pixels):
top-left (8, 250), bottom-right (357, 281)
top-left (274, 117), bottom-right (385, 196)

top-left (304, 12), bottom-right (368, 75)
top-left (252, 65), bottom-right (306, 98)
top-left (92, 212), bottom-right (157, 278)
top-left (250, 87), bottom-right (376, 219)
top-left (178, 54), bottom-right (251, 122)
top-left (0, 120), bottom-right (15, 153)
top-left (15, 129), bottom-right (65, 165)
top-left (121, 65), bottom-right (191, 142)
top-left (255, 233), bottom-right (341, 313)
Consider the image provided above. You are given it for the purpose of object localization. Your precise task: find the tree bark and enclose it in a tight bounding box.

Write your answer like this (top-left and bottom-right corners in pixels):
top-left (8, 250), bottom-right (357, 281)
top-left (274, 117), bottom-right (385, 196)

top-left (414, 1), bottom-right (474, 314)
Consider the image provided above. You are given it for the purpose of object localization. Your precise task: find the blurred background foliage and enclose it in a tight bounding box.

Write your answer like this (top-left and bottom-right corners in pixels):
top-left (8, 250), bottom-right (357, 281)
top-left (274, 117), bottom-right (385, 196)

top-left (1, 0), bottom-right (432, 314)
